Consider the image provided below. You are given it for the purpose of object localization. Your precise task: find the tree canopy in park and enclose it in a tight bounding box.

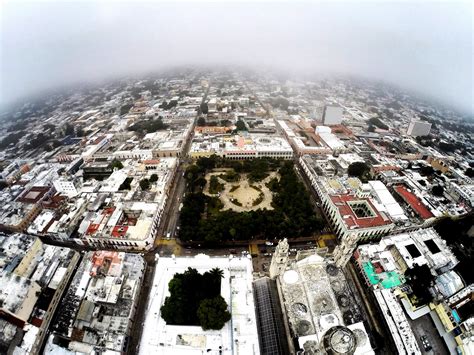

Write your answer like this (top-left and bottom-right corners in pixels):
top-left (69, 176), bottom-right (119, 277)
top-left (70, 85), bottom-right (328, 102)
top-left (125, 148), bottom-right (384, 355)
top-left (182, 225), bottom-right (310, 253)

top-left (179, 157), bottom-right (324, 244)
top-left (160, 267), bottom-right (230, 330)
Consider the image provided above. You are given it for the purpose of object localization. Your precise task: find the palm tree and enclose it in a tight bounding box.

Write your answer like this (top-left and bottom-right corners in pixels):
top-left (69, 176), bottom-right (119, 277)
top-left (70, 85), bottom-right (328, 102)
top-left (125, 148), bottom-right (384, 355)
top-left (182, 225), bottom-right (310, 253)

top-left (206, 268), bottom-right (224, 297)
top-left (209, 267), bottom-right (224, 279)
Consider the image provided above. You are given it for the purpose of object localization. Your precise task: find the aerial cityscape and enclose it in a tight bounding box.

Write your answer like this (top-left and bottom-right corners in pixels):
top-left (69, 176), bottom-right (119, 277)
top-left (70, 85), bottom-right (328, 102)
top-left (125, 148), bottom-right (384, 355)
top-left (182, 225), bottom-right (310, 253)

top-left (0, 1), bottom-right (473, 355)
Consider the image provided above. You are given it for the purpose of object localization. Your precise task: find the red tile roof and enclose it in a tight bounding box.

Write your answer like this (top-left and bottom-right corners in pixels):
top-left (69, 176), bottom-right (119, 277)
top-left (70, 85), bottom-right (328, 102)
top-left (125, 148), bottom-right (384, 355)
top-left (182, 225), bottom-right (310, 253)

top-left (90, 251), bottom-right (122, 276)
top-left (143, 159), bottom-right (161, 165)
top-left (394, 185), bottom-right (434, 220)
top-left (329, 194), bottom-right (392, 229)
top-left (16, 186), bottom-right (51, 203)
top-left (112, 225), bottom-right (128, 238)
top-left (92, 135), bottom-right (106, 145)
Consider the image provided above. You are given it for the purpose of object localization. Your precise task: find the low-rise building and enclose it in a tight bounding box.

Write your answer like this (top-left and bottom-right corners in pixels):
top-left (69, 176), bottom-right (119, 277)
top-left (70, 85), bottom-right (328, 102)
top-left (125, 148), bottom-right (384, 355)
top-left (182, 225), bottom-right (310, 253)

top-left (0, 233), bottom-right (80, 354)
top-left (139, 254), bottom-right (260, 355)
top-left (47, 251), bottom-right (145, 354)
top-left (190, 133), bottom-right (293, 160)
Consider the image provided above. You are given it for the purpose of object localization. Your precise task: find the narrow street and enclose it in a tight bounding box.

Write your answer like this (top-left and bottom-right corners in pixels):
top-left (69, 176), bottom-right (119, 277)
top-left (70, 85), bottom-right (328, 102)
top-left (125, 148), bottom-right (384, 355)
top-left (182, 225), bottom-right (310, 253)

top-left (243, 77), bottom-right (386, 345)
top-left (127, 84), bottom-right (210, 354)
top-left (127, 79), bottom-right (385, 355)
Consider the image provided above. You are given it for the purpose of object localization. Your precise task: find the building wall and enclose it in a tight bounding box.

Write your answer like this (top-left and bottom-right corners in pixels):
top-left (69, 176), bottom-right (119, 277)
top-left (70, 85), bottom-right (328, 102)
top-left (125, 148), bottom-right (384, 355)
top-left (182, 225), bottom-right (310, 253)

top-left (299, 155), bottom-right (394, 267)
top-left (323, 106), bottom-right (343, 125)
top-left (14, 238), bottom-right (43, 278)
top-left (407, 120), bottom-right (431, 137)
top-left (429, 158), bottom-right (450, 174)
top-left (0, 204), bottom-right (42, 233)
top-left (29, 251), bottom-right (81, 355)
top-left (53, 180), bottom-right (78, 197)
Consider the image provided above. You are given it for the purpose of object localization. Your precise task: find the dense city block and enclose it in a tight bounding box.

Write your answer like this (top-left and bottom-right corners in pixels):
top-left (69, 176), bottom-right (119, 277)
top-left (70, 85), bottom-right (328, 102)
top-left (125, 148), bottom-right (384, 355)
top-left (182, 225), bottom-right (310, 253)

top-left (0, 69), bottom-right (472, 355)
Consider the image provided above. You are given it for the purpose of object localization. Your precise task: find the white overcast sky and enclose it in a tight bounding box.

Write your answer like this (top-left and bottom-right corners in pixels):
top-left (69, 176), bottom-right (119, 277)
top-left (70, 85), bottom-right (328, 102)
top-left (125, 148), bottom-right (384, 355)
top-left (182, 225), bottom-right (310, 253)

top-left (1, 0), bottom-right (473, 114)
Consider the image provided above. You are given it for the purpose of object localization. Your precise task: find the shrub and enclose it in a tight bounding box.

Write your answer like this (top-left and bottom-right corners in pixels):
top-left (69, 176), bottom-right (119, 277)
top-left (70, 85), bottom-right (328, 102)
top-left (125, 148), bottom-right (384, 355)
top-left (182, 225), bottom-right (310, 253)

top-left (209, 176), bottom-right (224, 194)
top-left (252, 192), bottom-right (264, 206)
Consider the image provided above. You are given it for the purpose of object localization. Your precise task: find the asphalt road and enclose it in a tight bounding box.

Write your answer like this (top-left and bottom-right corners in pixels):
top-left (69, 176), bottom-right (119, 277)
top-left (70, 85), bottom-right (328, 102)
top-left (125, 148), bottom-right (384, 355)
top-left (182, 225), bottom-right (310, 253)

top-left (154, 163), bottom-right (187, 246)
top-left (409, 313), bottom-right (449, 354)
top-left (127, 84), bottom-right (212, 354)
top-left (126, 81), bottom-right (383, 355)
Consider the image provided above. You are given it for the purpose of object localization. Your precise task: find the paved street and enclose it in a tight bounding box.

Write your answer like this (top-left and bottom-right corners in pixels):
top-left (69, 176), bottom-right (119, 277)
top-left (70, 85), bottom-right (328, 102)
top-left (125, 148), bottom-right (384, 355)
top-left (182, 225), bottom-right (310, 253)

top-left (347, 262), bottom-right (396, 354)
top-left (128, 81), bottom-right (388, 355)
top-left (127, 83), bottom-right (210, 354)
top-left (409, 313), bottom-right (449, 354)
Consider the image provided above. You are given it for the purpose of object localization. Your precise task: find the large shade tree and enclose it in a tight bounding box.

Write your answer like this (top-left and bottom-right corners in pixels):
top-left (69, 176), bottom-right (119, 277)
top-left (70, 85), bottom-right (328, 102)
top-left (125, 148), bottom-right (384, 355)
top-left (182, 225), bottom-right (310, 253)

top-left (160, 267), bottom-right (229, 330)
top-left (197, 296), bottom-right (231, 330)
top-left (347, 162), bottom-right (370, 180)
top-left (178, 159), bottom-right (324, 244)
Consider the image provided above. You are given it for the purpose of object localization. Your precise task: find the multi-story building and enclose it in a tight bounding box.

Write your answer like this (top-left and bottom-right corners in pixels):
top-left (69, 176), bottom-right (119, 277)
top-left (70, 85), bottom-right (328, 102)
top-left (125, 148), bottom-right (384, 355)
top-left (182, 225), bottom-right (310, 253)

top-left (323, 106), bottom-right (344, 125)
top-left (299, 155), bottom-right (395, 266)
top-left (329, 193), bottom-right (394, 267)
top-left (406, 119), bottom-right (432, 137)
top-left (75, 199), bottom-right (162, 249)
top-left (30, 157), bottom-right (177, 251)
top-left (53, 177), bottom-right (80, 197)
top-left (140, 254), bottom-right (260, 355)
top-left (190, 133), bottom-right (293, 160)
top-left (351, 227), bottom-right (473, 354)
top-left (276, 120), bottom-right (346, 156)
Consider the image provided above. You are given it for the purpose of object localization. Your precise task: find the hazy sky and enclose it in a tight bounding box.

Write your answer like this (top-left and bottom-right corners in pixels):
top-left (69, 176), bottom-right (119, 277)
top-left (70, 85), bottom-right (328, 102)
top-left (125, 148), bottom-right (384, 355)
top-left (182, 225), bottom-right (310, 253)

top-left (1, 0), bottom-right (473, 114)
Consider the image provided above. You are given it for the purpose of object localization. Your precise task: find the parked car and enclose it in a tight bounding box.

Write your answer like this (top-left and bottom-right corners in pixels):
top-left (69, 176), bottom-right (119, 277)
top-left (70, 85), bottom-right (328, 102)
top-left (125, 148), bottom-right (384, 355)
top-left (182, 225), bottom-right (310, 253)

top-left (420, 335), bottom-right (432, 352)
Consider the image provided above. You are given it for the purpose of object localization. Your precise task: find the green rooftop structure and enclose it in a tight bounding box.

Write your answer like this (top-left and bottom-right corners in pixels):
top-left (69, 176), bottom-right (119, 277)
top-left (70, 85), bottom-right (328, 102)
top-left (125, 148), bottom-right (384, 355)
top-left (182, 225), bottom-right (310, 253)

top-left (363, 261), bottom-right (404, 289)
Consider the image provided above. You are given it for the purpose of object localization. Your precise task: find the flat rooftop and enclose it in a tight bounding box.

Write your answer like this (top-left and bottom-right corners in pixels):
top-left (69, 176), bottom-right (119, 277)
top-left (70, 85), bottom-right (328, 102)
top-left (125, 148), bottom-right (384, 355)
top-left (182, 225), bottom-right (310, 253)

top-left (330, 194), bottom-right (392, 229)
top-left (139, 254), bottom-right (260, 355)
top-left (394, 185), bottom-right (434, 220)
top-left (363, 261), bottom-right (404, 289)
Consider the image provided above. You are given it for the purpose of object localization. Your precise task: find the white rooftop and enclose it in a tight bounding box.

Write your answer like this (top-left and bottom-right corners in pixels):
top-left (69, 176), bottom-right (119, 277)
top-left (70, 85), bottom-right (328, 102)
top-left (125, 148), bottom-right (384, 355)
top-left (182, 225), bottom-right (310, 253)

top-left (139, 254), bottom-right (260, 355)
